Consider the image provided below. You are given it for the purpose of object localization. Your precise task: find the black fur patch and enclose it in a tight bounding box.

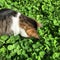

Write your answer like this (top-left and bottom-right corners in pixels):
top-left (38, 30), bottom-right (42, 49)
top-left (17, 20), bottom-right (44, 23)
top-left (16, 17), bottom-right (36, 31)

top-left (0, 8), bottom-right (17, 20)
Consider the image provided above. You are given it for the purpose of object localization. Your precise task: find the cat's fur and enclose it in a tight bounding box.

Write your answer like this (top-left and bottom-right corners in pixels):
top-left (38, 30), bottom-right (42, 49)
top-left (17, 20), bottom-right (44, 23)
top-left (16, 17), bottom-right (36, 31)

top-left (0, 8), bottom-right (42, 39)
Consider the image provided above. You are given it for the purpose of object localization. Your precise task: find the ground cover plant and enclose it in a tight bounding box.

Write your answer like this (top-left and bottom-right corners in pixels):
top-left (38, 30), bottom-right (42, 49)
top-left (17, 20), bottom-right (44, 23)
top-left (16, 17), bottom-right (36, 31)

top-left (0, 0), bottom-right (60, 60)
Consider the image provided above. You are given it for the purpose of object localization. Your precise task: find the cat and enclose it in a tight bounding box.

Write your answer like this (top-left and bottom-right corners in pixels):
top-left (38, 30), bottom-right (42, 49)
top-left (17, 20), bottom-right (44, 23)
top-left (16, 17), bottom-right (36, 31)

top-left (0, 8), bottom-right (42, 39)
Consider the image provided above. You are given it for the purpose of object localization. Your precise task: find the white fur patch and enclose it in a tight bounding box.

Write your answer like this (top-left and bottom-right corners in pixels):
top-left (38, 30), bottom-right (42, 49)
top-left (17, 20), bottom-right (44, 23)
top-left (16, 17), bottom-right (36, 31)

top-left (11, 12), bottom-right (29, 37)
top-left (20, 27), bottom-right (29, 37)
top-left (11, 13), bottom-right (20, 35)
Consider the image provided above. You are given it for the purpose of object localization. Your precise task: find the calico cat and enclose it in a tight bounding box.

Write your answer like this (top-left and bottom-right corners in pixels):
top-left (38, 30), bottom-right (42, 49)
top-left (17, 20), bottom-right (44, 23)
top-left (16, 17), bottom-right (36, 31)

top-left (0, 8), bottom-right (42, 39)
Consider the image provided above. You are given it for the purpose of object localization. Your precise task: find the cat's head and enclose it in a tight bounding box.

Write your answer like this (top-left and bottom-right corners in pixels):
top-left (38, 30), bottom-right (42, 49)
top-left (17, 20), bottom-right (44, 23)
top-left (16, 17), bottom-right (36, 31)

top-left (19, 14), bottom-right (42, 39)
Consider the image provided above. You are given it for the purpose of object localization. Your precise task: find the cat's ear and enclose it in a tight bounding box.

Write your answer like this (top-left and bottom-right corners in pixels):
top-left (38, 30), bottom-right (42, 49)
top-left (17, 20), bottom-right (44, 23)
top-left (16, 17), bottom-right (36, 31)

top-left (26, 28), bottom-right (39, 39)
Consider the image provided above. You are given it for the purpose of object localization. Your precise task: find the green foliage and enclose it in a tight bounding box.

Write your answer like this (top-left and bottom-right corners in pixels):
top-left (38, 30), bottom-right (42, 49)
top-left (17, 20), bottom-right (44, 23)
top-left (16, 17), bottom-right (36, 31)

top-left (0, 0), bottom-right (60, 60)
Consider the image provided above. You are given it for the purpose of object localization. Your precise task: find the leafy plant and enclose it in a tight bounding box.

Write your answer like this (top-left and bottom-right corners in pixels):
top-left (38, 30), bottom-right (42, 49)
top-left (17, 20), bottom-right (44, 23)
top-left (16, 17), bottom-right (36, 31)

top-left (0, 0), bottom-right (60, 60)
